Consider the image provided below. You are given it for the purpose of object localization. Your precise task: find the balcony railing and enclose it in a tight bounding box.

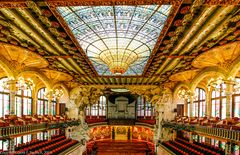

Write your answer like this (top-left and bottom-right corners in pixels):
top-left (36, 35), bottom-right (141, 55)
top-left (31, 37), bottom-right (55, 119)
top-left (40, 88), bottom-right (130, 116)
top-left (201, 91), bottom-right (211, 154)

top-left (162, 122), bottom-right (240, 143)
top-left (0, 120), bottom-right (80, 139)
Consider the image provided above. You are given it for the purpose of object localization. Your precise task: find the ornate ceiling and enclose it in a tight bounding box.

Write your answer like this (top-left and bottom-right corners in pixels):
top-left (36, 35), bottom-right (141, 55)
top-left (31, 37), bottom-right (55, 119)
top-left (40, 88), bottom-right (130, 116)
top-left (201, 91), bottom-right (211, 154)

top-left (0, 0), bottom-right (239, 89)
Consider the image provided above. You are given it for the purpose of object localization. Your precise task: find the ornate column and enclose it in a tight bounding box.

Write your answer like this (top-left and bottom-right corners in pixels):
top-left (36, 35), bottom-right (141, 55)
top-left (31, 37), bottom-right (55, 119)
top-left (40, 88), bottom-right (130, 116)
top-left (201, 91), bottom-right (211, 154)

top-left (8, 138), bottom-right (15, 153)
top-left (189, 132), bottom-right (193, 143)
top-left (56, 98), bottom-right (60, 115)
top-left (47, 90), bottom-right (53, 115)
top-left (189, 97), bottom-right (193, 118)
top-left (106, 95), bottom-right (109, 119)
top-left (32, 89), bottom-right (37, 115)
top-left (184, 100), bottom-right (188, 116)
top-left (225, 142), bottom-right (232, 155)
top-left (206, 89), bottom-right (212, 118)
top-left (8, 79), bottom-right (16, 115)
top-left (225, 84), bottom-right (233, 118)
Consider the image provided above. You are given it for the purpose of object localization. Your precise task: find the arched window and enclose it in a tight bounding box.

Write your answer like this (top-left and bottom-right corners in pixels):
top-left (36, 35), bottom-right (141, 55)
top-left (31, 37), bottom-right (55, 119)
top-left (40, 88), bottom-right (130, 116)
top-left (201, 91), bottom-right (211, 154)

top-left (37, 88), bottom-right (48, 115)
top-left (86, 96), bottom-right (106, 116)
top-left (99, 96), bottom-right (106, 116)
top-left (15, 89), bottom-right (32, 117)
top-left (211, 85), bottom-right (226, 119)
top-left (0, 78), bottom-right (10, 118)
top-left (193, 88), bottom-right (206, 117)
top-left (233, 78), bottom-right (240, 118)
top-left (137, 96), bottom-right (154, 117)
top-left (52, 98), bottom-right (56, 115)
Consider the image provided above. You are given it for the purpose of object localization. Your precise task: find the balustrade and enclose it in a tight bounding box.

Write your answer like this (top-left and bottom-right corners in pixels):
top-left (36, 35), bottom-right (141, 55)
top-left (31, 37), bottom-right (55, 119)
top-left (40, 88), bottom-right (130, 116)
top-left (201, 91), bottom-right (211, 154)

top-left (162, 122), bottom-right (240, 143)
top-left (0, 120), bottom-right (80, 138)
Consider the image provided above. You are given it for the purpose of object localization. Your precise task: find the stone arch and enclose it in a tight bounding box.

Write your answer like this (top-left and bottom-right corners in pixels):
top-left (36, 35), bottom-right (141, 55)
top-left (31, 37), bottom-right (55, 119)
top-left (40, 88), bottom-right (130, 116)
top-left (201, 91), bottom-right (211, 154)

top-left (228, 56), bottom-right (240, 78)
top-left (17, 70), bottom-right (51, 90)
top-left (0, 56), bottom-right (14, 79)
top-left (190, 67), bottom-right (227, 91)
top-left (173, 82), bottom-right (191, 99)
top-left (52, 82), bottom-right (69, 98)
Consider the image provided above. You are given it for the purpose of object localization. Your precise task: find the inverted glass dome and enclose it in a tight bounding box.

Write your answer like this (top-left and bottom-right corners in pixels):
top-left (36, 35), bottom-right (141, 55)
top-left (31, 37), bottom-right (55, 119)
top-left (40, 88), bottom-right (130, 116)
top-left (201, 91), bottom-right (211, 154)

top-left (58, 5), bottom-right (171, 75)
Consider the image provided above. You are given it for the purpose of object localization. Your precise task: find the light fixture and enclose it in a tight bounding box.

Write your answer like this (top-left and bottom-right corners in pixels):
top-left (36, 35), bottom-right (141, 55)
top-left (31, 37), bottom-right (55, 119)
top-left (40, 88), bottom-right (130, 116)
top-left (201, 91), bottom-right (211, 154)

top-left (99, 50), bottom-right (138, 75)
top-left (208, 76), bottom-right (240, 94)
top-left (44, 88), bottom-right (64, 99)
top-left (177, 88), bottom-right (193, 100)
top-left (1, 77), bottom-right (34, 91)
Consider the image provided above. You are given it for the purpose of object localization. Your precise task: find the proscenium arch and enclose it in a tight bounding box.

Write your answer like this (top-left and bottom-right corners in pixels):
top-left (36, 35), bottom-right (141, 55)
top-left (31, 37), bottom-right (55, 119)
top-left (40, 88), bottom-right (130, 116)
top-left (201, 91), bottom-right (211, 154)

top-left (16, 70), bottom-right (51, 90)
top-left (190, 67), bottom-right (227, 91)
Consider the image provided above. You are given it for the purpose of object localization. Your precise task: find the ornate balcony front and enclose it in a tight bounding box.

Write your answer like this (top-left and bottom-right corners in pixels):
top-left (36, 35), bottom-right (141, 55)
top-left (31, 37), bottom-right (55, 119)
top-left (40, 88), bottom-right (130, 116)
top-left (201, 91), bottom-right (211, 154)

top-left (0, 120), bottom-right (80, 139)
top-left (162, 122), bottom-right (240, 143)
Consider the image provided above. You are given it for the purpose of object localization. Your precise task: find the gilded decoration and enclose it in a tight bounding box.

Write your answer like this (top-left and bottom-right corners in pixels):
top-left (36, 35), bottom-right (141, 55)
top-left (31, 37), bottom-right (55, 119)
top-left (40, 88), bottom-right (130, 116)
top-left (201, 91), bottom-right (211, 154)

top-left (192, 41), bottom-right (240, 70)
top-left (169, 69), bottom-right (200, 82)
top-left (0, 43), bottom-right (48, 72)
top-left (41, 69), bottom-right (73, 83)
top-left (0, 1), bottom-right (238, 86)
top-left (70, 86), bottom-right (104, 107)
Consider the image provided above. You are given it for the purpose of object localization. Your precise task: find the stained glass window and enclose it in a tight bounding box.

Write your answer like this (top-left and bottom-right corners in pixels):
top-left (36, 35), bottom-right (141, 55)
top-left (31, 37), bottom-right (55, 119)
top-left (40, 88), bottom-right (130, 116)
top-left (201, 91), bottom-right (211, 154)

top-left (86, 96), bottom-right (106, 116)
top-left (192, 88), bottom-right (206, 117)
top-left (211, 86), bottom-right (226, 119)
top-left (0, 78), bottom-right (9, 118)
top-left (57, 5), bottom-right (171, 75)
top-left (15, 89), bottom-right (32, 117)
top-left (137, 96), bottom-right (154, 117)
top-left (233, 78), bottom-right (240, 117)
top-left (37, 88), bottom-right (48, 115)
top-left (233, 96), bottom-right (240, 117)
top-left (52, 98), bottom-right (56, 115)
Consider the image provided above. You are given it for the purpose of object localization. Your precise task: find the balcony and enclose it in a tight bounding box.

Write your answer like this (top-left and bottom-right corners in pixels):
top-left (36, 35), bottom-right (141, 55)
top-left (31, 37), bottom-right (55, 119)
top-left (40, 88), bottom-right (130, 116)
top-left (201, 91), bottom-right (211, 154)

top-left (0, 120), bottom-right (80, 139)
top-left (162, 122), bottom-right (240, 143)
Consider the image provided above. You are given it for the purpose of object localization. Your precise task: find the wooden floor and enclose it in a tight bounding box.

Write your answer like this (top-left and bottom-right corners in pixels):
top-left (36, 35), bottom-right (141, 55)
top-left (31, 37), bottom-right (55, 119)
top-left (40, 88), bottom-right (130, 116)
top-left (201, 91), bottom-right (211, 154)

top-left (95, 140), bottom-right (153, 155)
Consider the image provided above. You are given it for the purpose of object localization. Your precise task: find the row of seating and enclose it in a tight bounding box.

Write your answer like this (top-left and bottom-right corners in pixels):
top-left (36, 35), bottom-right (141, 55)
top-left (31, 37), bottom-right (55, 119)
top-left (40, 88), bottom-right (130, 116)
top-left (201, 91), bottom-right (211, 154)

top-left (175, 138), bottom-right (222, 155)
top-left (163, 138), bottom-right (223, 155)
top-left (0, 114), bottom-right (72, 126)
top-left (85, 116), bottom-right (106, 124)
top-left (83, 141), bottom-right (96, 155)
top-left (16, 135), bottom-right (66, 153)
top-left (162, 141), bottom-right (189, 155)
top-left (0, 134), bottom-right (79, 155)
top-left (193, 141), bottom-right (224, 155)
top-left (175, 116), bottom-right (240, 130)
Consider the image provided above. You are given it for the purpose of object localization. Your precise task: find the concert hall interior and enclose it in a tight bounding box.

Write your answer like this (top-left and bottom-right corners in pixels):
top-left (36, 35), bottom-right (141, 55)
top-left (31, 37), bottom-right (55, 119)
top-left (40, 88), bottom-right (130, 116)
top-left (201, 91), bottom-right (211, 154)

top-left (0, 0), bottom-right (239, 155)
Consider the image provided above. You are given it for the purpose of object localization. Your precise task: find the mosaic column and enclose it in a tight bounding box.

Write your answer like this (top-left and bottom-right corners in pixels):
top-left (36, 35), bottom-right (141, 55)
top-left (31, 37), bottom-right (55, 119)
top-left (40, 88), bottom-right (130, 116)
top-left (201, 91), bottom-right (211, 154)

top-left (47, 90), bottom-right (53, 115)
top-left (184, 100), bottom-right (188, 116)
top-left (9, 79), bottom-right (16, 115)
top-left (225, 84), bottom-right (233, 118)
top-left (225, 142), bottom-right (232, 155)
top-left (189, 97), bottom-right (193, 117)
top-left (8, 138), bottom-right (15, 153)
top-left (206, 89), bottom-right (212, 118)
top-left (56, 98), bottom-right (60, 115)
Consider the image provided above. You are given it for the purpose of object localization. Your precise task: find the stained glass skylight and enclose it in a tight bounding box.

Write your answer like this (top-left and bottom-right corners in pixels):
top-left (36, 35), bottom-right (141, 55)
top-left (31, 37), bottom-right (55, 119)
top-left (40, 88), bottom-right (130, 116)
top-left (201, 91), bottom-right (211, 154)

top-left (57, 5), bottom-right (172, 76)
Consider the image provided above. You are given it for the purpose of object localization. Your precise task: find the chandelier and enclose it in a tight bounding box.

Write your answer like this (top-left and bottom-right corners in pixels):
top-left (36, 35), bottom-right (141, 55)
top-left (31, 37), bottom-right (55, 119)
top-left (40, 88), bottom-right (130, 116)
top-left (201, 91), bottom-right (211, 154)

top-left (1, 77), bottom-right (34, 91)
top-left (99, 50), bottom-right (138, 75)
top-left (177, 88), bottom-right (193, 100)
top-left (208, 76), bottom-right (240, 94)
top-left (44, 88), bottom-right (64, 99)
